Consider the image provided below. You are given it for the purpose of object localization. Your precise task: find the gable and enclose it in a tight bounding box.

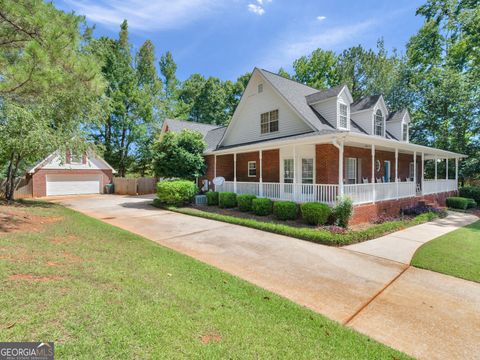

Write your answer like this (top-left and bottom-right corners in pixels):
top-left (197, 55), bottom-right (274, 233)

top-left (28, 150), bottom-right (115, 174)
top-left (220, 70), bottom-right (314, 147)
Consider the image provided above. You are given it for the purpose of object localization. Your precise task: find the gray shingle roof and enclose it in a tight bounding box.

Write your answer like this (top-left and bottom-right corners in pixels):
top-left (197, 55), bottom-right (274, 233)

top-left (164, 119), bottom-right (221, 137)
top-left (258, 69), bottom-right (338, 132)
top-left (351, 95), bottom-right (381, 112)
top-left (386, 109), bottom-right (407, 122)
top-left (204, 126), bottom-right (227, 151)
top-left (305, 84), bottom-right (346, 105)
top-left (386, 130), bottom-right (399, 140)
top-left (350, 119), bottom-right (368, 135)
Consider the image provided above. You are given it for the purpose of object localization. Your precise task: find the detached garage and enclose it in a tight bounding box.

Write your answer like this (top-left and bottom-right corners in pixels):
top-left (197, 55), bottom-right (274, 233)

top-left (28, 150), bottom-right (116, 197)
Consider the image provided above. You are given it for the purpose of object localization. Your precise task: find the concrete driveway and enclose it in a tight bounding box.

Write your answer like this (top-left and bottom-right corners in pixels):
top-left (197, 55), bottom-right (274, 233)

top-left (55, 194), bottom-right (480, 360)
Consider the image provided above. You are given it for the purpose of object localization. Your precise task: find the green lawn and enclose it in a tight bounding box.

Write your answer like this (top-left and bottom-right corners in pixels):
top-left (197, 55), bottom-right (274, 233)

top-left (411, 220), bottom-right (480, 283)
top-left (0, 202), bottom-right (410, 359)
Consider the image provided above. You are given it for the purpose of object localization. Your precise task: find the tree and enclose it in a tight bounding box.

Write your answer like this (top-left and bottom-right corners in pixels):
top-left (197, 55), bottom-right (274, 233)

top-left (0, 0), bottom-right (104, 201)
top-left (190, 77), bottom-right (230, 125)
top-left (152, 130), bottom-right (206, 179)
top-left (159, 51), bottom-right (180, 118)
top-left (293, 49), bottom-right (339, 89)
top-left (88, 21), bottom-right (162, 177)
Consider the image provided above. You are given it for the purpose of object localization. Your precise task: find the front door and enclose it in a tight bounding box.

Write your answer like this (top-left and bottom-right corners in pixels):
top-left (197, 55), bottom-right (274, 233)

top-left (384, 160), bottom-right (391, 183)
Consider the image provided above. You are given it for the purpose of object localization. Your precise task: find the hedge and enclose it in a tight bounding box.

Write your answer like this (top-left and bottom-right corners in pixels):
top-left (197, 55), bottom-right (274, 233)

top-left (300, 202), bottom-right (331, 226)
top-left (273, 201), bottom-right (298, 221)
top-left (459, 186), bottom-right (480, 204)
top-left (237, 194), bottom-right (257, 212)
top-left (446, 197), bottom-right (471, 210)
top-left (252, 198), bottom-right (273, 216)
top-left (219, 192), bottom-right (237, 208)
top-left (163, 206), bottom-right (442, 246)
top-left (467, 198), bottom-right (477, 209)
top-left (156, 180), bottom-right (197, 206)
top-left (206, 191), bottom-right (219, 206)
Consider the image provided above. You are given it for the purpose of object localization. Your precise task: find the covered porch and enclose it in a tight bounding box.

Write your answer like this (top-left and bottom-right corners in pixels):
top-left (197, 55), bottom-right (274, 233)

top-left (209, 133), bottom-right (462, 206)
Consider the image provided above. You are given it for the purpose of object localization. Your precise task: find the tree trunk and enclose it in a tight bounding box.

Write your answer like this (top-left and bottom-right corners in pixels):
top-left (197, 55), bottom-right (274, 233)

top-left (5, 153), bottom-right (20, 203)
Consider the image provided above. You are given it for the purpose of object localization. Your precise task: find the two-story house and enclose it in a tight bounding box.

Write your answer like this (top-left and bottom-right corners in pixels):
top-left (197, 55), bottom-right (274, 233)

top-left (163, 68), bottom-right (464, 224)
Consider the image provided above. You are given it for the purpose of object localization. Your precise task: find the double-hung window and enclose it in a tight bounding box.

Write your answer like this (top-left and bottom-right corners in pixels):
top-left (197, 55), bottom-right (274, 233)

top-left (260, 110), bottom-right (279, 134)
top-left (346, 158), bottom-right (357, 184)
top-left (248, 161), bottom-right (257, 177)
top-left (301, 159), bottom-right (314, 184)
top-left (374, 109), bottom-right (384, 136)
top-left (283, 158), bottom-right (294, 193)
top-left (338, 103), bottom-right (348, 129)
top-left (402, 123), bottom-right (408, 141)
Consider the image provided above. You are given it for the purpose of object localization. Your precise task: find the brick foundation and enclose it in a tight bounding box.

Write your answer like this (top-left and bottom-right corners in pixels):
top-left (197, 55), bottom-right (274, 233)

top-left (32, 169), bottom-right (113, 197)
top-left (350, 190), bottom-right (457, 225)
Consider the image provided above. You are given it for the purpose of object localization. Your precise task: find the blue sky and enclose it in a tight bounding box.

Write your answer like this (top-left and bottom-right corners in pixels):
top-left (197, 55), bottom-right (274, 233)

top-left (54, 0), bottom-right (425, 81)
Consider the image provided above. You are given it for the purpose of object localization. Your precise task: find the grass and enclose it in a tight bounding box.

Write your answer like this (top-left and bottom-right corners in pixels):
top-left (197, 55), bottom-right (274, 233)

top-left (162, 203), bottom-right (442, 246)
top-left (0, 201), bottom-right (411, 359)
top-left (411, 220), bottom-right (480, 283)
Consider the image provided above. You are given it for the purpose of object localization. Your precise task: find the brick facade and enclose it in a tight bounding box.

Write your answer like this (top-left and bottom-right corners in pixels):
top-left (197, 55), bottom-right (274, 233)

top-left (215, 154), bottom-right (234, 181)
top-left (236, 152), bottom-right (260, 182)
top-left (31, 169), bottom-right (113, 197)
top-left (262, 149), bottom-right (280, 182)
top-left (350, 190), bottom-right (457, 225)
top-left (316, 144), bottom-right (339, 184)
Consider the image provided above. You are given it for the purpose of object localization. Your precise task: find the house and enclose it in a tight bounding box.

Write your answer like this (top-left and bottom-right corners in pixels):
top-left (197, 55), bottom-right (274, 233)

top-left (163, 68), bottom-right (465, 224)
top-left (28, 150), bottom-right (116, 197)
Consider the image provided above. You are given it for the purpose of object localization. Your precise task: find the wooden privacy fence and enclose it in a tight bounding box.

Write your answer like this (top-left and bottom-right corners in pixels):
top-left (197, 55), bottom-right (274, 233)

top-left (113, 177), bottom-right (158, 195)
top-left (0, 177), bottom-right (33, 199)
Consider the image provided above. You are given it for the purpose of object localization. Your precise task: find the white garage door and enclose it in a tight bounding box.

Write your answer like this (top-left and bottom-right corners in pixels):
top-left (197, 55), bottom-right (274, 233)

top-left (46, 174), bottom-right (101, 196)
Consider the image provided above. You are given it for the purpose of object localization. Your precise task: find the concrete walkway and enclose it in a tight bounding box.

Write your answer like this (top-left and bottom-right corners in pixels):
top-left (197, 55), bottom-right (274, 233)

top-left (53, 195), bottom-right (480, 360)
top-left (344, 211), bottom-right (478, 264)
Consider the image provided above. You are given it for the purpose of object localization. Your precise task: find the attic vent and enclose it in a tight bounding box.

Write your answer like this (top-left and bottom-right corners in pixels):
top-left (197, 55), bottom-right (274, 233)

top-left (258, 83), bottom-right (263, 93)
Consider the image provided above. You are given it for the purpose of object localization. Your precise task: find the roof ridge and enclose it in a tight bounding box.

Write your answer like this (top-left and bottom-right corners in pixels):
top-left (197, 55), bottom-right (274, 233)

top-left (258, 68), bottom-right (321, 92)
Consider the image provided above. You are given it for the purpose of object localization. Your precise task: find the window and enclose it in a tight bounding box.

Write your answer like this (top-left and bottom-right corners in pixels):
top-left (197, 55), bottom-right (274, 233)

top-left (69, 151), bottom-right (83, 164)
top-left (346, 158), bottom-right (357, 184)
top-left (258, 83), bottom-right (263, 93)
top-left (301, 159), bottom-right (314, 184)
top-left (248, 161), bottom-right (257, 177)
top-left (284, 159), bottom-right (294, 183)
top-left (402, 123), bottom-right (408, 141)
top-left (338, 103), bottom-right (348, 129)
top-left (260, 109), bottom-right (279, 134)
top-left (374, 109), bottom-right (384, 136)
top-left (409, 162), bottom-right (415, 180)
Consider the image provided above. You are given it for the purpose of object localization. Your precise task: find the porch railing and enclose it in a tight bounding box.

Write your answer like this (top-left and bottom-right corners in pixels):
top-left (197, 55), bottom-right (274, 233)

top-left (423, 179), bottom-right (457, 195)
top-left (215, 180), bottom-right (456, 205)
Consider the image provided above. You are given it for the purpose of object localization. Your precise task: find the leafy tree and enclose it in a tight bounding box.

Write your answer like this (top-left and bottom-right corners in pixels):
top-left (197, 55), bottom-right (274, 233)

top-left (152, 130), bottom-right (206, 179)
top-left (88, 21), bottom-right (162, 177)
top-left (159, 51), bottom-right (180, 118)
top-left (293, 49), bottom-right (339, 89)
top-left (0, 0), bottom-right (104, 201)
top-left (191, 77), bottom-right (230, 125)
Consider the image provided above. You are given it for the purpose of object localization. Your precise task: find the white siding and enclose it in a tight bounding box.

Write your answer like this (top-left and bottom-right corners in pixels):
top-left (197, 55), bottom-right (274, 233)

top-left (351, 110), bottom-right (373, 134)
top-left (387, 112), bottom-right (410, 142)
top-left (42, 153), bottom-right (110, 170)
top-left (221, 72), bottom-right (312, 147)
top-left (279, 145), bottom-right (316, 183)
top-left (312, 97), bottom-right (337, 127)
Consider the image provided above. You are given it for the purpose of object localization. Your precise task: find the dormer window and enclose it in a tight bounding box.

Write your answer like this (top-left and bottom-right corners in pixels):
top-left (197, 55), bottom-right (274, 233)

top-left (374, 109), bottom-right (384, 136)
top-left (338, 102), bottom-right (348, 129)
top-left (402, 123), bottom-right (408, 141)
top-left (260, 109), bottom-right (279, 134)
top-left (258, 83), bottom-right (263, 93)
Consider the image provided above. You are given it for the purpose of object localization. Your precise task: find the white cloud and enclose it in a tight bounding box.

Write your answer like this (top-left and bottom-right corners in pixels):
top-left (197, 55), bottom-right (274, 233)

top-left (64, 0), bottom-right (228, 31)
top-left (248, 4), bottom-right (265, 15)
top-left (316, 16), bottom-right (327, 21)
top-left (260, 20), bottom-right (376, 69)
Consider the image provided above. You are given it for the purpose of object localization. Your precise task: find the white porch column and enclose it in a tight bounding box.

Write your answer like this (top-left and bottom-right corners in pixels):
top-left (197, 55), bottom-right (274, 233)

top-left (395, 148), bottom-right (399, 198)
top-left (455, 157), bottom-right (459, 191)
top-left (213, 154), bottom-right (217, 191)
top-left (259, 150), bottom-right (263, 197)
top-left (338, 142), bottom-right (344, 197)
top-left (371, 144), bottom-right (376, 203)
top-left (293, 145), bottom-right (297, 201)
top-left (434, 155), bottom-right (438, 193)
top-left (233, 153), bottom-right (237, 193)
top-left (446, 158), bottom-right (449, 180)
top-left (421, 152), bottom-right (425, 195)
top-left (413, 151), bottom-right (417, 194)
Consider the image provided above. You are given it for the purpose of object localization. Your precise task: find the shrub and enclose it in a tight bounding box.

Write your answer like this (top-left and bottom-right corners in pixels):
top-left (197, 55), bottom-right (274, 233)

top-left (459, 186), bottom-right (480, 204)
top-left (206, 191), bottom-right (219, 206)
top-left (334, 197), bottom-right (353, 228)
top-left (467, 198), bottom-right (477, 209)
top-left (237, 194), bottom-right (257, 212)
top-left (156, 180), bottom-right (197, 206)
top-left (219, 192), bottom-right (237, 208)
top-left (300, 202), bottom-right (331, 226)
top-left (273, 201), bottom-right (298, 221)
top-left (403, 205), bottom-right (448, 218)
top-left (446, 197), bottom-right (470, 210)
top-left (252, 198), bottom-right (273, 216)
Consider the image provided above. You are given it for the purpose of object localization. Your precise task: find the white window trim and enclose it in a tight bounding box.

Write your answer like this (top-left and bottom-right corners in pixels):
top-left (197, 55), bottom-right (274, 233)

top-left (260, 109), bottom-right (279, 135)
top-left (248, 161), bottom-right (257, 177)
top-left (337, 100), bottom-right (349, 130)
top-left (402, 122), bottom-right (409, 142)
top-left (346, 157), bottom-right (357, 184)
top-left (301, 158), bottom-right (314, 184)
top-left (282, 158), bottom-right (294, 183)
top-left (373, 108), bottom-right (385, 137)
